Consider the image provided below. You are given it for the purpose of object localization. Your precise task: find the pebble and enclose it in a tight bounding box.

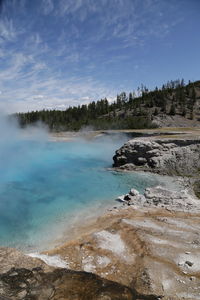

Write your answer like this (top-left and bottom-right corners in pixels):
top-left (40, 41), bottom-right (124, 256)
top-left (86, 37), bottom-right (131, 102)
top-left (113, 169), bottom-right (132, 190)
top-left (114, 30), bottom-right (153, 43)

top-left (185, 261), bottom-right (193, 267)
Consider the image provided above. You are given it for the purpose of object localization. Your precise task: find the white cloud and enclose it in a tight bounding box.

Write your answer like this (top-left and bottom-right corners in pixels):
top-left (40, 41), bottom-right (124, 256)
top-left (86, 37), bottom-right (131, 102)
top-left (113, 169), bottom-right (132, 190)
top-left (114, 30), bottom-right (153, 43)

top-left (0, 17), bottom-right (17, 42)
top-left (57, 0), bottom-right (83, 17)
top-left (32, 95), bottom-right (45, 100)
top-left (0, 0), bottom-right (184, 114)
top-left (0, 72), bottom-right (116, 113)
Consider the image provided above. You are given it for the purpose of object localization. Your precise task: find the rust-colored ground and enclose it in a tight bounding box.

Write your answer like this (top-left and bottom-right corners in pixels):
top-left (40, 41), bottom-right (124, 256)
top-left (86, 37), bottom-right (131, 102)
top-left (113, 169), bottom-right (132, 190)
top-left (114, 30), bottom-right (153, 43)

top-left (45, 206), bottom-right (200, 299)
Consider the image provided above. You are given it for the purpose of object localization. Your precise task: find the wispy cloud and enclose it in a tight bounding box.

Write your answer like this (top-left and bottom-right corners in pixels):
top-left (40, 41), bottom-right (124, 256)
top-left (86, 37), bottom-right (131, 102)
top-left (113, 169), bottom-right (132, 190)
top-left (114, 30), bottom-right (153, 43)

top-left (0, 17), bottom-right (17, 42)
top-left (57, 0), bottom-right (83, 17)
top-left (0, 74), bottom-right (116, 113)
top-left (0, 0), bottom-right (191, 113)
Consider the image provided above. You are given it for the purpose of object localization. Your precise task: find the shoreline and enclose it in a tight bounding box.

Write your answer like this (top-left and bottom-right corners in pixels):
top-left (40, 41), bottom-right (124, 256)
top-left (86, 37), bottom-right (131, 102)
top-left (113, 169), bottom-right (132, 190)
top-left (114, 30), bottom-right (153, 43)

top-left (43, 171), bottom-right (194, 255)
top-left (49, 127), bottom-right (200, 141)
top-left (1, 130), bottom-right (200, 299)
top-left (43, 181), bottom-right (200, 299)
top-left (22, 170), bottom-right (180, 253)
top-left (40, 132), bottom-right (200, 299)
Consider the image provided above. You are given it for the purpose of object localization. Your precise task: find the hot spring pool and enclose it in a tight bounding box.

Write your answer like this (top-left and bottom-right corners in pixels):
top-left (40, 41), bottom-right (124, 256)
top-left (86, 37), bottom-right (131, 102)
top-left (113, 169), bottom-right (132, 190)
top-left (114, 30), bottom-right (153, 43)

top-left (0, 134), bottom-right (174, 251)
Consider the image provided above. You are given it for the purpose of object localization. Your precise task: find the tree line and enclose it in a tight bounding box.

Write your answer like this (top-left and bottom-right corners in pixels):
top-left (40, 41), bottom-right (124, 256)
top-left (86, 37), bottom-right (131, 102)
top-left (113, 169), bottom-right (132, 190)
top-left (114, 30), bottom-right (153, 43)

top-left (15, 79), bottom-right (199, 131)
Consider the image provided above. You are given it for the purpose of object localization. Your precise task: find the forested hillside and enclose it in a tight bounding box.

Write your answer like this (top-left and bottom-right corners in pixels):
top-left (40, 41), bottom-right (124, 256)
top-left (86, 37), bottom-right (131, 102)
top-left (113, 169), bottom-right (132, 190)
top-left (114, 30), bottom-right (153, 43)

top-left (15, 79), bottom-right (200, 131)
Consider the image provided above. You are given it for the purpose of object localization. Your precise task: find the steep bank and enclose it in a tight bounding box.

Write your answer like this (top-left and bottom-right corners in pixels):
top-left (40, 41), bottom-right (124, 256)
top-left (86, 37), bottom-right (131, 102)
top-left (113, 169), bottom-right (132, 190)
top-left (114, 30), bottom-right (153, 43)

top-left (113, 137), bottom-right (200, 176)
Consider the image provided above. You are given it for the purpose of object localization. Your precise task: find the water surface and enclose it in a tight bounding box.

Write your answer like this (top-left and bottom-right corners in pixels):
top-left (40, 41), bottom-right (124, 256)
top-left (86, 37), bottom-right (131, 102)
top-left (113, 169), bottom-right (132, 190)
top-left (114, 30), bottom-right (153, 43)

top-left (0, 134), bottom-right (172, 251)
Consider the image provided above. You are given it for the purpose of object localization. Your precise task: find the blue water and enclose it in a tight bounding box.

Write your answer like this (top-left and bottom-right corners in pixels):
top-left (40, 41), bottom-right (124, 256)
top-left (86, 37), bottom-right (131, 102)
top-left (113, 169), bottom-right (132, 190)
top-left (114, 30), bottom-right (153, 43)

top-left (0, 134), bottom-right (165, 251)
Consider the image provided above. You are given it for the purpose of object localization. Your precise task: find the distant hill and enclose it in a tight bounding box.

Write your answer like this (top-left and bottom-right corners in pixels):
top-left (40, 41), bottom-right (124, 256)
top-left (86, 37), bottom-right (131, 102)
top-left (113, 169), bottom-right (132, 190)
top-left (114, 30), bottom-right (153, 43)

top-left (15, 79), bottom-right (200, 131)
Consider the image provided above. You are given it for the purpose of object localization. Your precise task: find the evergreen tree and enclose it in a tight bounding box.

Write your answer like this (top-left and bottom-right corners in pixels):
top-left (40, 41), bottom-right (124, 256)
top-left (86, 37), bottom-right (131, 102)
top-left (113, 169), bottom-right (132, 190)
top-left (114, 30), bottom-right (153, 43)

top-left (116, 95), bottom-right (122, 109)
top-left (169, 104), bottom-right (176, 115)
top-left (182, 107), bottom-right (186, 117)
top-left (129, 92), bottom-right (133, 102)
top-left (15, 79), bottom-right (199, 131)
top-left (154, 108), bottom-right (159, 116)
top-left (192, 85), bottom-right (196, 105)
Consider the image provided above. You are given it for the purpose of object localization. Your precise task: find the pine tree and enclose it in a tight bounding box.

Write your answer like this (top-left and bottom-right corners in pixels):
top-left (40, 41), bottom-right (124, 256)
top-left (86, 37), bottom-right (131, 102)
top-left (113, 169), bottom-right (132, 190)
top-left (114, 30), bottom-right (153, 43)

top-left (154, 108), bottom-right (159, 116)
top-left (116, 95), bottom-right (122, 109)
top-left (190, 109), bottom-right (194, 120)
top-left (129, 92), bottom-right (133, 103)
top-left (169, 104), bottom-right (176, 115)
top-left (192, 85), bottom-right (196, 105)
top-left (182, 107), bottom-right (186, 117)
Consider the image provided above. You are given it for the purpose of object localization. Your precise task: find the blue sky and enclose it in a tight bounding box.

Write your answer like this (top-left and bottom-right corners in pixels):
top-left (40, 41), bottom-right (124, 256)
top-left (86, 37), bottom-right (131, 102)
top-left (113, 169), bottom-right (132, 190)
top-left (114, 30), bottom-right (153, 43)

top-left (0, 0), bottom-right (199, 113)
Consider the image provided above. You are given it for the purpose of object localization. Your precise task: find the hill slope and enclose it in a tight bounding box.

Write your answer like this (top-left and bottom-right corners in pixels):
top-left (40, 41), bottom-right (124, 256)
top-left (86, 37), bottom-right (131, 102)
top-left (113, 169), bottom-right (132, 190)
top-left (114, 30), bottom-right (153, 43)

top-left (15, 79), bottom-right (200, 131)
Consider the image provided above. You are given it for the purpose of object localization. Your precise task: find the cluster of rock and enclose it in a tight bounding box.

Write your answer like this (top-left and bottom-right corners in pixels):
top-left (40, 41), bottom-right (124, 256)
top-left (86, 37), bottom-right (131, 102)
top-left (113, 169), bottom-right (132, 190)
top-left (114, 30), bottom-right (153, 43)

top-left (117, 186), bottom-right (200, 212)
top-left (0, 248), bottom-right (160, 300)
top-left (113, 138), bottom-right (200, 176)
top-left (0, 267), bottom-right (138, 300)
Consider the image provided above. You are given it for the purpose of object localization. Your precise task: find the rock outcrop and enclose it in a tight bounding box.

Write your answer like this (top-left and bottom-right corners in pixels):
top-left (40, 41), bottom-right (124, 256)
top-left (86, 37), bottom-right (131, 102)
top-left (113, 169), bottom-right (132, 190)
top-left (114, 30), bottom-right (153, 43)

top-left (116, 185), bottom-right (200, 212)
top-left (113, 137), bottom-right (200, 176)
top-left (0, 254), bottom-right (159, 300)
